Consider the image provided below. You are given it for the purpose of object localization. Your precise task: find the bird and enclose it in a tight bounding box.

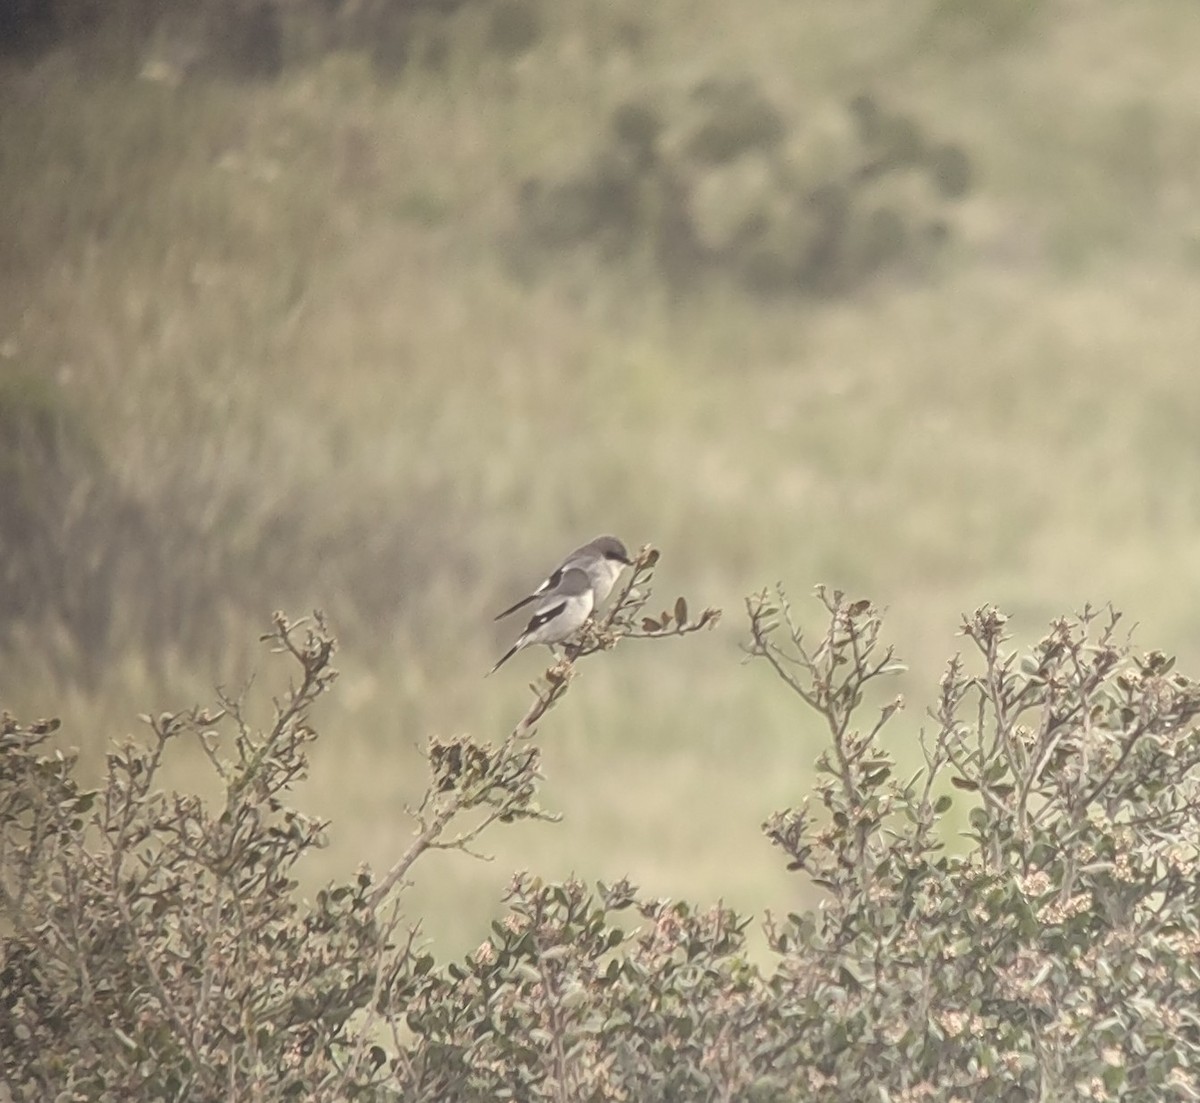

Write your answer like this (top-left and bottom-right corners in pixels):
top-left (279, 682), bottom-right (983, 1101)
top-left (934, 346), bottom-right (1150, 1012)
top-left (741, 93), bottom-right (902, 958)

top-left (488, 567), bottom-right (595, 675)
top-left (494, 535), bottom-right (632, 622)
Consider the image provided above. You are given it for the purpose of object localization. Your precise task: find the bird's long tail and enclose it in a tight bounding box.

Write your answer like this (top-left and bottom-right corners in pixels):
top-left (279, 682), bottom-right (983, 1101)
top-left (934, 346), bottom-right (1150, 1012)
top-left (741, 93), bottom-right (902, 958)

top-left (493, 593), bottom-right (537, 621)
top-left (487, 643), bottom-right (520, 676)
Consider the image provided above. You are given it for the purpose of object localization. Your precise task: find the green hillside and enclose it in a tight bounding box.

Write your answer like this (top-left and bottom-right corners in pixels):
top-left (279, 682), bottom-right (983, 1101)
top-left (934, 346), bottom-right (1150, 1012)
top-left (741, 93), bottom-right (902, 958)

top-left (4, 0), bottom-right (1200, 952)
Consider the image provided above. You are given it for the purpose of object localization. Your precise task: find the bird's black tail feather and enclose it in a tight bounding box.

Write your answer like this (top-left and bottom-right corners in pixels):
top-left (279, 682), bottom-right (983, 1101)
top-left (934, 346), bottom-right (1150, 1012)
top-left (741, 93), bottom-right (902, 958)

top-left (487, 643), bottom-right (519, 676)
top-left (493, 593), bottom-right (537, 621)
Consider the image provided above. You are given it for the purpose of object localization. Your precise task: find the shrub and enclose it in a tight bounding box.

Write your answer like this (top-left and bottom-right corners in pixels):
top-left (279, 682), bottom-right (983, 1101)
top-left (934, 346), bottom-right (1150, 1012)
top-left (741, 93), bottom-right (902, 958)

top-left (516, 85), bottom-right (973, 298)
top-left (5, 561), bottom-right (1200, 1100)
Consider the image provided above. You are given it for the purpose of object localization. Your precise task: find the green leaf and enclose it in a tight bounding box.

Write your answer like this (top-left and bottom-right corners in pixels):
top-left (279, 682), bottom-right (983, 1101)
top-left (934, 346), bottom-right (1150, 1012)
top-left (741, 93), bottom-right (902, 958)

top-left (74, 791), bottom-right (97, 813)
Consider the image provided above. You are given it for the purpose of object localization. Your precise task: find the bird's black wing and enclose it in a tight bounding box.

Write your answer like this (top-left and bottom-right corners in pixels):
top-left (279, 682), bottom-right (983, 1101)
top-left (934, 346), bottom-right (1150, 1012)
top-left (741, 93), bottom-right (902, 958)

top-left (524, 599), bottom-right (567, 635)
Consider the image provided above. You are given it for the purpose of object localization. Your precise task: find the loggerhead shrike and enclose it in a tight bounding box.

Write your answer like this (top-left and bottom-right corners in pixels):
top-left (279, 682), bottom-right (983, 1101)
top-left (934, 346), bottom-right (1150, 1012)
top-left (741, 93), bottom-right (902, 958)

top-left (488, 567), bottom-right (595, 675)
top-left (494, 535), bottom-right (632, 622)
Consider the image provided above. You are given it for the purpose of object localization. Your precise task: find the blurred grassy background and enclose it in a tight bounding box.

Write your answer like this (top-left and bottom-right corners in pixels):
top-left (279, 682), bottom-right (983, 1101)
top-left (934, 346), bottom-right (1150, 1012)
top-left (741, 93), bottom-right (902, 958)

top-left (4, 0), bottom-right (1200, 954)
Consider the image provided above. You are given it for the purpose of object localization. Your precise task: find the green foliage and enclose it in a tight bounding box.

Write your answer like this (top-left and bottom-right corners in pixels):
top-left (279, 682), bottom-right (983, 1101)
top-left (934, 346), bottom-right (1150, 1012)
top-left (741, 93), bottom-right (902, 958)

top-left (18, 0), bottom-right (543, 81)
top-left (5, 0), bottom-right (1200, 974)
top-left (515, 81), bottom-right (973, 297)
top-left (685, 82), bottom-right (787, 167)
top-left (0, 614), bottom-right (382, 1098)
top-left (0, 370), bottom-right (143, 681)
top-left (0, 365), bottom-right (340, 687)
top-left (487, 0), bottom-right (542, 58)
top-left (743, 592), bottom-right (1200, 1098)
top-left (6, 562), bottom-right (1200, 1099)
